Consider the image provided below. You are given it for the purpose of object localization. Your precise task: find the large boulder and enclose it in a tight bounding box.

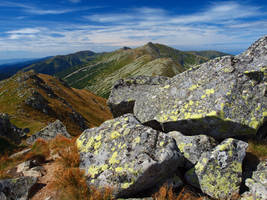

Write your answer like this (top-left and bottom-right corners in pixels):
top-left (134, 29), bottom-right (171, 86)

top-left (76, 114), bottom-right (184, 198)
top-left (26, 120), bottom-right (71, 144)
top-left (0, 113), bottom-right (25, 144)
top-left (185, 138), bottom-right (248, 199)
top-left (169, 131), bottom-right (217, 169)
top-left (244, 159), bottom-right (267, 200)
top-left (0, 176), bottom-right (37, 200)
top-left (108, 76), bottom-right (169, 118)
top-left (109, 36), bottom-right (267, 139)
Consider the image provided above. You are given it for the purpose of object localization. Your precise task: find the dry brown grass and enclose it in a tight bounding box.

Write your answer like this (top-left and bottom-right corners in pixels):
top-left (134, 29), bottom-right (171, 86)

top-left (0, 138), bottom-right (50, 178)
top-left (153, 185), bottom-right (203, 200)
top-left (49, 135), bottom-right (113, 200)
top-left (247, 139), bottom-right (267, 159)
top-left (50, 135), bottom-right (80, 168)
top-left (25, 138), bottom-right (50, 162)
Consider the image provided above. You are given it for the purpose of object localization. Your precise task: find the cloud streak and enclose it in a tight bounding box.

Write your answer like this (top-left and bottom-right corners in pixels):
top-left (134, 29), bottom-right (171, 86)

top-left (0, 1), bottom-right (266, 59)
top-left (0, 1), bottom-right (88, 15)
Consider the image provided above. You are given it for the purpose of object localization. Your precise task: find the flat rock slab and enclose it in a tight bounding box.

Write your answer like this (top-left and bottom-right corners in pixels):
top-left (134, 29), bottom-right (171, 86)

top-left (133, 36), bottom-right (267, 139)
top-left (77, 114), bottom-right (184, 198)
top-left (108, 76), bottom-right (169, 118)
top-left (185, 138), bottom-right (248, 199)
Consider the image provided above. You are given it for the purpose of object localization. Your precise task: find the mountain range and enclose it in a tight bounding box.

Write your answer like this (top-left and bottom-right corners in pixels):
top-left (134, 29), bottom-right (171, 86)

top-left (0, 43), bottom-right (229, 98)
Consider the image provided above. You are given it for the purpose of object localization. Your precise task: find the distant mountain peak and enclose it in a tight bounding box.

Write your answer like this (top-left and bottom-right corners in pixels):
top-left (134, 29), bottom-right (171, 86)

top-left (121, 46), bottom-right (131, 50)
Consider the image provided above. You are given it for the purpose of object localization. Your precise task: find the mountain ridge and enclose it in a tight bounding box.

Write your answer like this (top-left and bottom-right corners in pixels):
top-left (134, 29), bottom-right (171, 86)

top-left (0, 70), bottom-right (112, 137)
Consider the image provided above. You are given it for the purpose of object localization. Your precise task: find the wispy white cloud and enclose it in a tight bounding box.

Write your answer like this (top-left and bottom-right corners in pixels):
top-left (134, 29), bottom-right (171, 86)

top-left (0, 1), bottom-right (88, 15)
top-left (7, 28), bottom-right (41, 34)
top-left (0, 1), bottom-right (266, 59)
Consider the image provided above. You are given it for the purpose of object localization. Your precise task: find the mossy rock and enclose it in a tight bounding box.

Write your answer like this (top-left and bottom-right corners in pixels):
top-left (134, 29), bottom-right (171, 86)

top-left (76, 114), bottom-right (184, 198)
top-left (185, 138), bottom-right (248, 199)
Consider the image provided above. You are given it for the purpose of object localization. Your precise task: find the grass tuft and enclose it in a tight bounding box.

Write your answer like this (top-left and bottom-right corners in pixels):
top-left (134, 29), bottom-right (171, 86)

top-left (153, 185), bottom-right (203, 200)
top-left (247, 139), bottom-right (267, 159)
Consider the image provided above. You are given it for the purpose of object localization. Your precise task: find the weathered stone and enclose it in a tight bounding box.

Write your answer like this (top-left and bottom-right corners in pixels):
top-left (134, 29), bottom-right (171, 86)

top-left (77, 114), bottom-right (184, 198)
top-left (10, 148), bottom-right (31, 159)
top-left (185, 138), bottom-right (248, 199)
top-left (23, 166), bottom-right (45, 178)
top-left (108, 76), bottom-right (169, 118)
top-left (169, 131), bottom-right (217, 169)
top-left (16, 160), bottom-right (46, 178)
top-left (0, 176), bottom-right (37, 200)
top-left (127, 36), bottom-right (267, 139)
top-left (26, 120), bottom-right (71, 144)
top-left (0, 192), bottom-right (7, 200)
top-left (244, 159), bottom-right (267, 200)
top-left (0, 113), bottom-right (24, 144)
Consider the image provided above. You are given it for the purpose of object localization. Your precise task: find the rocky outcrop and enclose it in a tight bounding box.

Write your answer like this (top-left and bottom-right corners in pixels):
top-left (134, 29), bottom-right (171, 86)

top-left (25, 90), bottom-right (53, 115)
top-left (16, 160), bottom-right (46, 178)
top-left (243, 159), bottom-right (267, 200)
top-left (185, 138), bottom-right (248, 199)
top-left (26, 120), bottom-right (71, 144)
top-left (77, 114), bottom-right (184, 198)
top-left (109, 36), bottom-right (267, 139)
top-left (0, 113), bottom-right (25, 144)
top-left (0, 176), bottom-right (37, 200)
top-left (107, 76), bottom-right (169, 118)
top-left (169, 131), bottom-right (217, 169)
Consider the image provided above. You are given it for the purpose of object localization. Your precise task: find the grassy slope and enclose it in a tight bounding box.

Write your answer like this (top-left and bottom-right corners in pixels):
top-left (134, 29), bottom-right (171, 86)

top-left (59, 43), bottom-right (210, 98)
top-left (0, 71), bottom-right (112, 137)
top-left (22, 51), bottom-right (95, 75)
top-left (187, 50), bottom-right (230, 59)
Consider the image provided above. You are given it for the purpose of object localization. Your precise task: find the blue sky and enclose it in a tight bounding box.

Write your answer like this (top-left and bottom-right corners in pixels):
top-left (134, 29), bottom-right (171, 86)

top-left (0, 0), bottom-right (266, 59)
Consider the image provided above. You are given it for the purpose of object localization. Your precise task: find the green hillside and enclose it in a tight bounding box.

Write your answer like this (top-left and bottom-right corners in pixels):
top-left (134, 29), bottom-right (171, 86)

top-left (188, 50), bottom-right (230, 59)
top-left (22, 50), bottom-right (95, 75)
top-left (57, 43), bottom-right (212, 98)
top-left (15, 43), bottom-right (228, 98)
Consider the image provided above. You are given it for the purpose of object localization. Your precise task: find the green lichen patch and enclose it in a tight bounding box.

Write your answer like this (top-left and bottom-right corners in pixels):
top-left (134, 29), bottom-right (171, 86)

top-left (76, 113), bottom-right (184, 197)
top-left (186, 138), bottom-right (248, 199)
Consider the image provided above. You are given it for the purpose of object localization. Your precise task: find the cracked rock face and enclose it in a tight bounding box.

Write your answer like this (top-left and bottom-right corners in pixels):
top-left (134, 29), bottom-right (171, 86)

top-left (0, 113), bottom-right (24, 144)
top-left (244, 159), bottom-right (267, 200)
top-left (0, 176), bottom-right (37, 200)
top-left (107, 76), bottom-right (169, 118)
top-left (108, 36), bottom-right (267, 139)
top-left (76, 114), bottom-right (184, 198)
top-left (26, 120), bottom-right (71, 144)
top-left (169, 131), bottom-right (217, 169)
top-left (185, 138), bottom-right (248, 200)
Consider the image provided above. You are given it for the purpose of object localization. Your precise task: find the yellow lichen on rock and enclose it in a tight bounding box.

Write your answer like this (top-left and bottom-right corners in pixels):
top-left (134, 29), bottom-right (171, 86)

top-left (109, 151), bottom-right (120, 165)
top-left (205, 88), bottom-right (215, 95)
top-left (111, 131), bottom-right (121, 139)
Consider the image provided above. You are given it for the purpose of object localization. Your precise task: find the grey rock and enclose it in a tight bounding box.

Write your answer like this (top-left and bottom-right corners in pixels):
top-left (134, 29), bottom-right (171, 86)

top-left (26, 120), bottom-right (71, 144)
top-left (108, 36), bottom-right (267, 139)
top-left (108, 76), bottom-right (169, 118)
top-left (0, 113), bottom-right (24, 144)
top-left (10, 148), bottom-right (31, 159)
top-left (16, 160), bottom-right (45, 178)
top-left (25, 90), bottom-right (52, 114)
top-left (169, 131), bottom-right (217, 169)
top-left (77, 114), bottom-right (184, 198)
top-left (185, 138), bottom-right (248, 199)
top-left (23, 166), bottom-right (45, 178)
top-left (244, 159), bottom-right (267, 200)
top-left (0, 192), bottom-right (6, 200)
top-left (0, 176), bottom-right (37, 200)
